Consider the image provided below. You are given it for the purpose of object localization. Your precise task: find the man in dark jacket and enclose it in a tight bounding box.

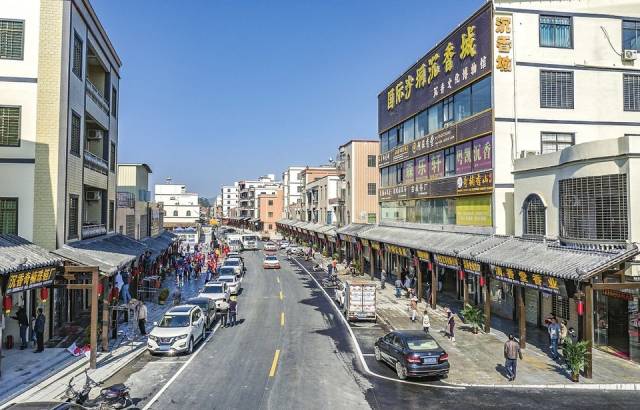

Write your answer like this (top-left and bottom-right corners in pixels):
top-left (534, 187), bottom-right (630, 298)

top-left (11, 306), bottom-right (29, 349)
top-left (228, 298), bottom-right (237, 327)
top-left (503, 334), bottom-right (523, 381)
top-left (34, 308), bottom-right (45, 353)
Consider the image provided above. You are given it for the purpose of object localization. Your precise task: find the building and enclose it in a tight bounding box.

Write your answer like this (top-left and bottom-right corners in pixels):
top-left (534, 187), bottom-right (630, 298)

top-left (302, 175), bottom-right (340, 225)
top-left (154, 181), bottom-right (199, 228)
top-left (237, 175), bottom-right (279, 219)
top-left (514, 135), bottom-right (640, 363)
top-left (221, 183), bottom-right (239, 217)
top-left (257, 188), bottom-right (284, 237)
top-left (335, 140), bottom-right (380, 226)
top-left (282, 166), bottom-right (305, 219)
top-left (297, 166), bottom-right (339, 221)
top-left (116, 163), bottom-right (155, 240)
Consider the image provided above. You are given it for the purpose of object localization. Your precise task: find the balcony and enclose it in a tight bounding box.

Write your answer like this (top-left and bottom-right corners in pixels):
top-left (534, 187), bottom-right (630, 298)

top-left (84, 150), bottom-right (109, 175)
top-left (117, 192), bottom-right (135, 208)
top-left (82, 223), bottom-right (107, 239)
top-left (86, 79), bottom-right (109, 114)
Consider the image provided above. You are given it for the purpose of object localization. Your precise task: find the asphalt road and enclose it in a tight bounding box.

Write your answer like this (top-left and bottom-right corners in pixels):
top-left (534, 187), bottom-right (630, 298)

top-left (104, 247), bottom-right (640, 410)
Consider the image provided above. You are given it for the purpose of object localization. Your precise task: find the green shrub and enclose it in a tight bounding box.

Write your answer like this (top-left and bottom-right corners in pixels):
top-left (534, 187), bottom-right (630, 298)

top-left (460, 304), bottom-right (485, 334)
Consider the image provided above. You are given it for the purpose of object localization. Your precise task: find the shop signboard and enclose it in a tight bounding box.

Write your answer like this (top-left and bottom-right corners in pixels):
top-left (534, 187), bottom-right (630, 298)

top-left (378, 3), bottom-right (492, 133)
top-left (379, 170), bottom-right (492, 201)
top-left (360, 239), bottom-right (370, 248)
top-left (472, 134), bottom-right (492, 171)
top-left (462, 259), bottom-right (482, 275)
top-left (386, 244), bottom-right (410, 257)
top-left (370, 241), bottom-right (381, 250)
top-left (456, 195), bottom-right (492, 227)
top-left (492, 266), bottom-right (561, 295)
top-left (434, 254), bottom-right (459, 270)
top-left (5, 266), bottom-right (57, 294)
top-left (416, 250), bottom-right (431, 262)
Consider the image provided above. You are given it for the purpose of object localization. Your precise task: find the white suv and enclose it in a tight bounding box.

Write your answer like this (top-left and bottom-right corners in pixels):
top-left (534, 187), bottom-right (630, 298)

top-left (147, 305), bottom-right (206, 355)
top-left (218, 275), bottom-right (240, 295)
top-left (199, 281), bottom-right (230, 309)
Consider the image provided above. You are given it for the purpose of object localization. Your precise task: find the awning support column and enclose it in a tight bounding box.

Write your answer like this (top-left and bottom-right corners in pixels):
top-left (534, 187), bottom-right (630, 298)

top-left (483, 276), bottom-right (491, 333)
top-left (517, 286), bottom-right (526, 348)
top-left (369, 247), bottom-right (374, 280)
top-left (416, 258), bottom-right (423, 301)
top-left (584, 284), bottom-right (593, 379)
top-left (431, 266), bottom-right (437, 310)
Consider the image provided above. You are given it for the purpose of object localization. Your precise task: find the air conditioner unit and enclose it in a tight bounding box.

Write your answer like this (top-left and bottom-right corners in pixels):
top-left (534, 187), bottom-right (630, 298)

top-left (86, 129), bottom-right (104, 141)
top-left (623, 49), bottom-right (638, 61)
top-left (85, 190), bottom-right (101, 201)
top-left (519, 150), bottom-right (539, 158)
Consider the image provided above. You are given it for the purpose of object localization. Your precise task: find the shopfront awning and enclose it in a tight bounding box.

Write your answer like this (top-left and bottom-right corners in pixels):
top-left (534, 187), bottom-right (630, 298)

top-left (142, 231), bottom-right (179, 261)
top-left (0, 234), bottom-right (63, 276)
top-left (336, 224), bottom-right (375, 242)
top-left (52, 234), bottom-right (150, 276)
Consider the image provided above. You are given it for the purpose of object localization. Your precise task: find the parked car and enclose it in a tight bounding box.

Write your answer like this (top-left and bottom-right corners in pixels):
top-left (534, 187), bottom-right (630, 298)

top-left (218, 274), bottom-right (241, 295)
top-left (263, 255), bottom-right (280, 269)
top-left (147, 305), bottom-right (206, 355)
top-left (279, 241), bottom-right (290, 249)
top-left (198, 281), bottom-right (230, 309)
top-left (264, 242), bottom-right (278, 252)
top-left (222, 258), bottom-right (245, 276)
top-left (374, 330), bottom-right (449, 380)
top-left (286, 245), bottom-right (303, 256)
top-left (218, 266), bottom-right (242, 282)
top-left (185, 297), bottom-right (217, 329)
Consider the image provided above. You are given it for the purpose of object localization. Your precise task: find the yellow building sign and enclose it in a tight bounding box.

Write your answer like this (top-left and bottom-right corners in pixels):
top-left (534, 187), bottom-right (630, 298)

top-left (416, 250), bottom-right (431, 261)
top-left (386, 244), bottom-right (410, 257)
top-left (456, 195), bottom-right (492, 227)
top-left (6, 266), bottom-right (57, 294)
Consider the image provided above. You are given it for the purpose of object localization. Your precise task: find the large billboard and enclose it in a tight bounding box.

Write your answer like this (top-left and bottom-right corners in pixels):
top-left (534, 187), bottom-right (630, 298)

top-left (377, 4), bottom-right (492, 133)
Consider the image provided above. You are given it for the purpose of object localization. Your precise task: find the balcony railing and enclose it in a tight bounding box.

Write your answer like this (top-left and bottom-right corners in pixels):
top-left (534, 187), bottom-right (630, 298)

top-left (84, 150), bottom-right (109, 175)
top-left (117, 192), bottom-right (135, 208)
top-left (82, 223), bottom-right (107, 239)
top-left (86, 79), bottom-right (110, 114)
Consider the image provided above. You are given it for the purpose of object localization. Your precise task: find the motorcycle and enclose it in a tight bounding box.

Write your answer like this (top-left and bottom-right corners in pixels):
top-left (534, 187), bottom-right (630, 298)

top-left (65, 369), bottom-right (132, 409)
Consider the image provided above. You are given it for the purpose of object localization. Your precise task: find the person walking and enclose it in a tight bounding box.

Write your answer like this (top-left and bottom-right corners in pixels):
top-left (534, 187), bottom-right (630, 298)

top-left (218, 299), bottom-right (229, 327)
top-left (394, 278), bottom-right (402, 298)
top-left (448, 312), bottom-right (456, 342)
top-left (228, 297), bottom-right (238, 327)
top-left (410, 294), bottom-right (418, 322)
top-left (422, 310), bottom-right (431, 333)
top-left (138, 301), bottom-right (148, 336)
top-left (404, 275), bottom-right (412, 298)
top-left (560, 319), bottom-right (568, 345)
top-left (548, 317), bottom-right (561, 360)
top-left (503, 334), bottom-right (523, 381)
top-left (380, 269), bottom-right (387, 289)
top-left (11, 306), bottom-right (29, 349)
top-left (34, 308), bottom-right (45, 353)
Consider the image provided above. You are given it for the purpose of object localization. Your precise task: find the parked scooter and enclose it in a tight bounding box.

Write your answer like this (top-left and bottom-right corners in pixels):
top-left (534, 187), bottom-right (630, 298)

top-left (65, 369), bottom-right (132, 409)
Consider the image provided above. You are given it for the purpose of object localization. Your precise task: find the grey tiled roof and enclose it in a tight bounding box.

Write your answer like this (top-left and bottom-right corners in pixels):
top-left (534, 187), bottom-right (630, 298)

top-left (0, 235), bottom-right (63, 275)
top-left (142, 231), bottom-right (177, 260)
top-left (336, 224), bottom-right (375, 236)
top-left (53, 234), bottom-right (150, 276)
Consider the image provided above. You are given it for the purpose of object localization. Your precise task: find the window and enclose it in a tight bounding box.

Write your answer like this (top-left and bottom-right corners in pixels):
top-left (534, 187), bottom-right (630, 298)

top-left (367, 183), bottom-right (377, 195)
top-left (109, 200), bottom-right (114, 231)
top-left (623, 74), bottom-right (640, 112)
top-left (186, 210), bottom-right (191, 217)
top-left (111, 87), bottom-right (118, 117)
top-left (523, 194), bottom-right (546, 237)
top-left (623, 20), bottom-right (640, 51)
top-left (173, 210), bottom-right (178, 216)
top-left (0, 106), bottom-right (20, 146)
top-left (268, 211), bottom-right (273, 217)
top-left (0, 20), bottom-right (24, 60)
top-left (380, 131), bottom-right (389, 153)
top-left (415, 110), bottom-right (428, 138)
top-left (368, 155), bottom-right (376, 167)
top-left (395, 163), bottom-right (404, 185)
top-left (541, 132), bottom-right (574, 153)
top-left (552, 295), bottom-right (570, 320)
top-left (0, 198), bottom-right (18, 234)
top-left (72, 33), bottom-right (83, 78)
top-left (540, 71), bottom-right (574, 109)
top-left (368, 213), bottom-right (377, 224)
top-left (559, 174), bottom-right (628, 241)
top-left (381, 167), bottom-right (389, 187)
top-left (403, 117), bottom-right (415, 144)
top-left (296, 185), bottom-right (303, 193)
top-left (444, 147), bottom-right (456, 176)
top-left (226, 201), bottom-right (230, 205)
top-left (442, 96), bottom-right (454, 125)
top-left (268, 199), bottom-right (273, 206)
top-left (125, 215), bottom-right (135, 238)
top-left (428, 103), bottom-right (443, 132)
top-left (70, 112), bottom-right (81, 156)
top-left (454, 87), bottom-right (471, 121)
top-left (539, 15), bottom-right (572, 48)
top-left (68, 195), bottom-right (79, 239)
top-left (471, 76), bottom-right (492, 114)
top-left (110, 142), bottom-right (116, 172)
top-left (268, 224), bottom-right (273, 230)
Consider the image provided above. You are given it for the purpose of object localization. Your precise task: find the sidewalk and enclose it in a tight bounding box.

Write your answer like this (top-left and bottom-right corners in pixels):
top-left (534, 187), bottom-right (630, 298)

top-left (0, 271), bottom-right (205, 407)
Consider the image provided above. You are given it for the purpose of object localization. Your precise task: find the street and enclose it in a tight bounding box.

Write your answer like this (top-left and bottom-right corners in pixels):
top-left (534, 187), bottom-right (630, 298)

top-left (101, 248), bottom-right (640, 409)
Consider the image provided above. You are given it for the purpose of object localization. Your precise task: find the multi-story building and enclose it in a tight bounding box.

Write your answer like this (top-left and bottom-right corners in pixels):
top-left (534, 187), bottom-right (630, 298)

top-left (303, 175), bottom-right (340, 225)
top-left (282, 166), bottom-right (305, 219)
top-left (257, 188), bottom-right (284, 237)
top-left (154, 181), bottom-right (199, 228)
top-left (237, 175), bottom-right (279, 219)
top-left (116, 163), bottom-right (154, 239)
top-left (335, 140), bottom-right (380, 226)
top-left (0, 0), bottom-right (121, 248)
top-left (221, 183), bottom-right (238, 217)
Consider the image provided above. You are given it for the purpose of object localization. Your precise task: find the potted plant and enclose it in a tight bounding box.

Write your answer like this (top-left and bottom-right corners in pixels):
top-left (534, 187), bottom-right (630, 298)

top-left (564, 340), bottom-right (589, 382)
top-left (460, 304), bottom-right (485, 334)
top-left (158, 288), bottom-right (169, 305)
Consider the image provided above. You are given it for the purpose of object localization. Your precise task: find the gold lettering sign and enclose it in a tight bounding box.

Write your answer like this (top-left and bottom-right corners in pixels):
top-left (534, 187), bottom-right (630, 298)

top-left (370, 241), bottom-right (380, 250)
top-left (361, 239), bottom-right (370, 247)
top-left (462, 259), bottom-right (481, 274)
top-left (435, 254), bottom-right (459, 268)
top-left (495, 15), bottom-right (512, 72)
top-left (6, 267), bottom-right (57, 294)
top-left (492, 265), bottom-right (561, 294)
top-left (416, 250), bottom-right (430, 261)
top-left (386, 244), bottom-right (409, 257)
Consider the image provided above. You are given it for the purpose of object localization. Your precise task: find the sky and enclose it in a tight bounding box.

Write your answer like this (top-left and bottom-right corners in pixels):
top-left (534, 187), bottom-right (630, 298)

top-left (91, 0), bottom-right (486, 198)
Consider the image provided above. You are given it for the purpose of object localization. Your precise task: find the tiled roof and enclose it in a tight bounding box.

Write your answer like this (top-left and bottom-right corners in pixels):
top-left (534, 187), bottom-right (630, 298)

top-left (0, 235), bottom-right (63, 275)
top-left (336, 224), bottom-right (375, 236)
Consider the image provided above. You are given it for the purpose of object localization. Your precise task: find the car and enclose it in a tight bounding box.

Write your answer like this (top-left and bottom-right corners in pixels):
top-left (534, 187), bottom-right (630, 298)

top-left (198, 282), bottom-right (230, 309)
top-left (222, 258), bottom-right (245, 275)
top-left (148, 305), bottom-right (206, 355)
top-left (226, 252), bottom-right (243, 260)
top-left (264, 242), bottom-right (278, 252)
top-left (218, 266), bottom-right (242, 282)
top-left (185, 297), bottom-right (217, 329)
top-left (286, 245), bottom-right (303, 255)
top-left (279, 241), bottom-right (289, 249)
top-left (218, 274), bottom-right (241, 295)
top-left (263, 255), bottom-right (280, 269)
top-left (374, 330), bottom-right (449, 380)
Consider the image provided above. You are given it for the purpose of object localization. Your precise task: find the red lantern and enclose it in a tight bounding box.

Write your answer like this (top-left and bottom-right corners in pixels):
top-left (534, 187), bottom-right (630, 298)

top-left (40, 287), bottom-right (49, 303)
top-left (458, 270), bottom-right (465, 280)
top-left (97, 282), bottom-right (104, 296)
top-left (479, 276), bottom-right (485, 287)
top-left (3, 295), bottom-right (12, 313)
top-left (427, 261), bottom-right (433, 272)
top-left (577, 300), bottom-right (584, 316)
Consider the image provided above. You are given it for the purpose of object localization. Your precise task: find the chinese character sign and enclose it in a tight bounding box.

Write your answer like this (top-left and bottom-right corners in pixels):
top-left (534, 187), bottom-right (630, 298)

top-left (378, 4), bottom-right (492, 133)
top-left (415, 155), bottom-right (429, 181)
top-left (456, 141), bottom-right (473, 174)
top-left (6, 266), bottom-right (57, 294)
top-left (472, 134), bottom-right (492, 171)
top-left (495, 14), bottom-right (513, 73)
top-left (429, 151), bottom-right (444, 179)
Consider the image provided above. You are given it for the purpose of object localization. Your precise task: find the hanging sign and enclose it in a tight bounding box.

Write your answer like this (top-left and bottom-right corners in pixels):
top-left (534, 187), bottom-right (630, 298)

top-left (370, 241), bottom-right (381, 250)
top-left (5, 266), bottom-right (57, 294)
top-left (461, 259), bottom-right (482, 275)
top-left (434, 254), bottom-right (459, 270)
top-left (415, 250), bottom-right (431, 262)
top-left (361, 239), bottom-right (370, 248)
top-left (385, 244), bottom-right (410, 257)
top-left (492, 266), bottom-right (561, 294)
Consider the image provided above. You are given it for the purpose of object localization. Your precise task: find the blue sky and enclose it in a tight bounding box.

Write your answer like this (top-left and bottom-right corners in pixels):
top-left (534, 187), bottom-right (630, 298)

top-left (92, 0), bottom-right (485, 198)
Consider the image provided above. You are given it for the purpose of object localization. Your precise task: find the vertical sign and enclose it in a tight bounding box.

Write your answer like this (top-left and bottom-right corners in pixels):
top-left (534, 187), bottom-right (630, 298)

top-left (495, 14), bottom-right (513, 73)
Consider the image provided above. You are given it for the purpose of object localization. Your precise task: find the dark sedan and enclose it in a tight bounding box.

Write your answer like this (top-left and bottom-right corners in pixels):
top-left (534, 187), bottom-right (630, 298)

top-left (185, 297), bottom-right (217, 329)
top-left (374, 330), bottom-right (449, 380)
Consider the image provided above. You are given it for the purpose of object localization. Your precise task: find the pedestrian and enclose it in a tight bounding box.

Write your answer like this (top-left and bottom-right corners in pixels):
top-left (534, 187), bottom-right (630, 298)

top-left (394, 278), bottom-right (402, 298)
top-left (422, 310), bottom-right (430, 333)
top-left (34, 308), bottom-right (45, 353)
top-left (404, 275), bottom-right (411, 298)
top-left (448, 312), bottom-right (456, 342)
top-left (332, 258), bottom-right (337, 273)
top-left (548, 317), bottom-right (561, 360)
top-left (560, 319), bottom-right (568, 345)
top-left (218, 299), bottom-right (229, 327)
top-left (380, 269), bottom-right (387, 289)
top-left (327, 262), bottom-right (333, 276)
top-left (138, 301), bottom-right (148, 336)
top-left (410, 294), bottom-right (418, 322)
top-left (228, 297), bottom-right (238, 327)
top-left (503, 334), bottom-right (523, 381)
top-left (568, 327), bottom-right (578, 344)
top-left (11, 305), bottom-right (29, 349)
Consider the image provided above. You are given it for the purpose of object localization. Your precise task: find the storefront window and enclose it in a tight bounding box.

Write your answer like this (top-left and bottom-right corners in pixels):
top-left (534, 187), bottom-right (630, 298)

top-left (429, 151), bottom-right (444, 179)
top-left (403, 117), bottom-right (415, 144)
top-left (396, 162), bottom-right (404, 185)
top-left (454, 87), bottom-right (471, 121)
top-left (443, 96), bottom-right (454, 125)
top-left (595, 289), bottom-right (640, 363)
top-left (416, 110), bottom-right (428, 139)
top-left (472, 75), bottom-right (492, 114)
top-left (381, 167), bottom-right (389, 187)
top-left (380, 131), bottom-right (389, 153)
top-left (444, 147), bottom-right (456, 176)
top-left (428, 103), bottom-right (443, 133)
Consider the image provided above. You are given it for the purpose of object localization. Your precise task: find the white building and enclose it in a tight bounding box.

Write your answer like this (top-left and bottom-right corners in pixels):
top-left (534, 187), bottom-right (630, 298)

top-left (282, 166), bottom-right (305, 219)
top-left (237, 175), bottom-right (279, 218)
top-left (221, 183), bottom-right (238, 217)
top-left (303, 175), bottom-right (340, 225)
top-left (155, 182), bottom-right (199, 228)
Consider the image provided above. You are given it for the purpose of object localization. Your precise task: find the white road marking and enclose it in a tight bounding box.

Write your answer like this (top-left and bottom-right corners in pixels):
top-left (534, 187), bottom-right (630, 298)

top-left (142, 322), bottom-right (221, 409)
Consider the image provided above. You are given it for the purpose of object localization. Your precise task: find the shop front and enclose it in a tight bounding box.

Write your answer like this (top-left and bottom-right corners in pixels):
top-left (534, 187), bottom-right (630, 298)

top-left (385, 244), bottom-right (411, 284)
top-left (434, 254), bottom-right (461, 300)
top-left (594, 287), bottom-right (640, 363)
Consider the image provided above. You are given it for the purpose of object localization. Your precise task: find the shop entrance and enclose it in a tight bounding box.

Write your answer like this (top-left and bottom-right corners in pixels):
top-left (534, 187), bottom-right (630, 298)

top-left (608, 297), bottom-right (630, 358)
